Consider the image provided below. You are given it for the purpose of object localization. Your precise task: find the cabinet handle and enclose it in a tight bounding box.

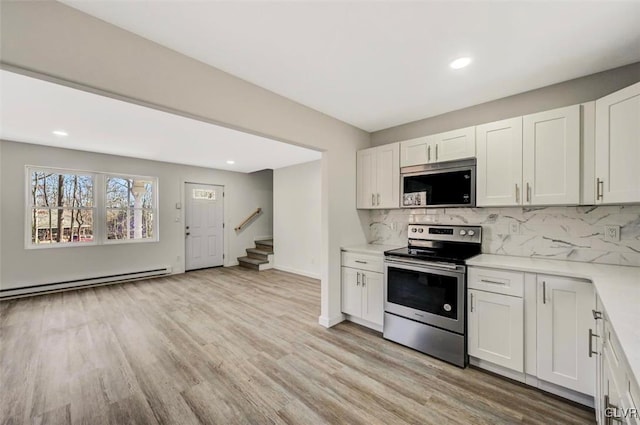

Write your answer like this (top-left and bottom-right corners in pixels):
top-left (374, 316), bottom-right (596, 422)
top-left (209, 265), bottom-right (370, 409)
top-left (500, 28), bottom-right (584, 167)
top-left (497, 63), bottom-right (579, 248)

top-left (480, 279), bottom-right (506, 285)
top-left (589, 328), bottom-right (599, 358)
top-left (515, 184), bottom-right (520, 203)
top-left (470, 292), bottom-right (474, 312)
top-left (427, 145), bottom-right (431, 162)
top-left (435, 144), bottom-right (438, 161)
top-left (604, 395), bottom-right (623, 424)
top-left (356, 272), bottom-right (360, 286)
top-left (362, 273), bottom-right (366, 287)
top-left (542, 281), bottom-right (547, 304)
top-left (354, 260), bottom-right (368, 264)
top-left (593, 309), bottom-right (603, 320)
top-left (526, 182), bottom-right (531, 203)
top-left (377, 193), bottom-right (380, 205)
top-left (596, 178), bottom-right (604, 201)
top-left (371, 194), bottom-right (375, 206)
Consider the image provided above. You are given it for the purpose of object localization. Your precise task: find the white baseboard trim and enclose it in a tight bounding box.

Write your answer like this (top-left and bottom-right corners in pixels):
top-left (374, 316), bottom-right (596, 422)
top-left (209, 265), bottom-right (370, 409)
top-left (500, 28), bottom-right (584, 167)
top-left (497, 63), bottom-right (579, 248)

top-left (470, 357), bottom-right (594, 408)
top-left (318, 314), bottom-right (345, 328)
top-left (469, 357), bottom-right (526, 383)
top-left (344, 315), bottom-right (383, 333)
top-left (274, 265), bottom-right (320, 280)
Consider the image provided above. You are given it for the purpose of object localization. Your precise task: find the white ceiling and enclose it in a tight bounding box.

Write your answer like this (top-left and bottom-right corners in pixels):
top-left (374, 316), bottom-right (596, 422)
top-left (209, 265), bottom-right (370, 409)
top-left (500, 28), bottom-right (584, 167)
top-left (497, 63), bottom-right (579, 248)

top-left (61, 1), bottom-right (640, 132)
top-left (0, 70), bottom-right (321, 173)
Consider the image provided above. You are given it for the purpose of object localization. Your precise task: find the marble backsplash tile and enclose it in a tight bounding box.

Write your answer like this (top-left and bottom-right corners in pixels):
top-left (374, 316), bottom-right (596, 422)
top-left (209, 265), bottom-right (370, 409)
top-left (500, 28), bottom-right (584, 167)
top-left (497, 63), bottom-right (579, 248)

top-left (369, 205), bottom-right (640, 267)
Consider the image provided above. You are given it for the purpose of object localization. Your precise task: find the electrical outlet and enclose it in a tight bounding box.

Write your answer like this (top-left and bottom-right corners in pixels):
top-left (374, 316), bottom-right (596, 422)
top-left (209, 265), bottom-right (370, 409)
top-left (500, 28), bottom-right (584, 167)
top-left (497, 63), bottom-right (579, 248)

top-left (510, 222), bottom-right (520, 235)
top-left (604, 225), bottom-right (621, 242)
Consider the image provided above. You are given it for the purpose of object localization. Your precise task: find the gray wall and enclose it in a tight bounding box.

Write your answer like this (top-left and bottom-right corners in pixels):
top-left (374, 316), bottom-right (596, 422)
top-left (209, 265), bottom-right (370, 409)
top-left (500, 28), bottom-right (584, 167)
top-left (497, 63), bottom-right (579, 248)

top-left (0, 140), bottom-right (273, 290)
top-left (371, 62), bottom-right (640, 145)
top-left (0, 1), bottom-right (371, 326)
top-left (273, 160), bottom-right (321, 279)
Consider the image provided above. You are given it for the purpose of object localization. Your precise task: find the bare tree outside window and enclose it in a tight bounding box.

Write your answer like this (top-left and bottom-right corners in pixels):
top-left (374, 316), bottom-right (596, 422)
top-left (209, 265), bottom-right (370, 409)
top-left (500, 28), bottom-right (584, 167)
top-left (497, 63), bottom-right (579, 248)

top-left (106, 176), bottom-right (155, 241)
top-left (29, 170), bottom-right (94, 245)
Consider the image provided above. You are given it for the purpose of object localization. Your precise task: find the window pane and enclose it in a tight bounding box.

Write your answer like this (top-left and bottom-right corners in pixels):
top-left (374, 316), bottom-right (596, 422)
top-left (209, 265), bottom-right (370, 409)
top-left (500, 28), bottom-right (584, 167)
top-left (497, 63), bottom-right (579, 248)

top-left (31, 209), bottom-right (94, 244)
top-left (193, 188), bottom-right (216, 200)
top-left (31, 172), bottom-right (93, 208)
top-left (106, 177), bottom-right (153, 209)
top-left (106, 209), bottom-right (154, 240)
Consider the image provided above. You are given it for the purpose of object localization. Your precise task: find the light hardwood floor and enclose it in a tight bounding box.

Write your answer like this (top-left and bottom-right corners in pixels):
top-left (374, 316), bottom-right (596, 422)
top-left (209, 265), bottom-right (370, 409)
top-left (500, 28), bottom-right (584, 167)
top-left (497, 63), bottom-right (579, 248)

top-left (1, 267), bottom-right (594, 425)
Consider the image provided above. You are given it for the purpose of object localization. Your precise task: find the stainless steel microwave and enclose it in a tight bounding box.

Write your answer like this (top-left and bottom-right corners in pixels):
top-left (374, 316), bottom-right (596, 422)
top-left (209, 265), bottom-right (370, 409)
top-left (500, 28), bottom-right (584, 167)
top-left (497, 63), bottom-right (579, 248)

top-left (401, 159), bottom-right (476, 208)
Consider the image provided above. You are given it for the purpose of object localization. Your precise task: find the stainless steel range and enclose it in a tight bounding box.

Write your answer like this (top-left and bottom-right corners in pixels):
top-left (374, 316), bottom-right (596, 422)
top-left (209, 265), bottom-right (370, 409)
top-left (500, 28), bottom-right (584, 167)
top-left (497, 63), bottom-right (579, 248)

top-left (383, 224), bottom-right (482, 368)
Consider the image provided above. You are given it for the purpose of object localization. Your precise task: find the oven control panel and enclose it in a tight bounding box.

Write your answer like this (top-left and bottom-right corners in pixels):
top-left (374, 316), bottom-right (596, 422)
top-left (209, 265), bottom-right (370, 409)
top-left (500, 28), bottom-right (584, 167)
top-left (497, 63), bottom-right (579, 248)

top-left (408, 224), bottom-right (481, 244)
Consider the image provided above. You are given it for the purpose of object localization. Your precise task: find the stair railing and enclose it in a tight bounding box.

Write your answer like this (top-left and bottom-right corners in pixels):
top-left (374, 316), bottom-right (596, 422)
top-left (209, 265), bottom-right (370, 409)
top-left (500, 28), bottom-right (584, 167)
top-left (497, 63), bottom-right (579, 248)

top-left (234, 208), bottom-right (262, 231)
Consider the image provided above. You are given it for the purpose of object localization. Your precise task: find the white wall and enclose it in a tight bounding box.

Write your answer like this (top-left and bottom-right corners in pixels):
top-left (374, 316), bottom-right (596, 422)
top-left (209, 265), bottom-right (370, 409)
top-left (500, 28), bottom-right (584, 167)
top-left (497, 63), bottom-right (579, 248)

top-left (273, 160), bottom-right (321, 278)
top-left (0, 140), bottom-right (273, 290)
top-left (0, 1), bottom-right (371, 327)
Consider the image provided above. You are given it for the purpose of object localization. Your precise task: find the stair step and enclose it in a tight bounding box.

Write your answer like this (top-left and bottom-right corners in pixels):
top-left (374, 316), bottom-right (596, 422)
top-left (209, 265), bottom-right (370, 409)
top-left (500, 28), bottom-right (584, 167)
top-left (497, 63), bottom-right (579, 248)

top-left (238, 256), bottom-right (268, 265)
top-left (255, 239), bottom-right (273, 247)
top-left (247, 247), bottom-right (273, 257)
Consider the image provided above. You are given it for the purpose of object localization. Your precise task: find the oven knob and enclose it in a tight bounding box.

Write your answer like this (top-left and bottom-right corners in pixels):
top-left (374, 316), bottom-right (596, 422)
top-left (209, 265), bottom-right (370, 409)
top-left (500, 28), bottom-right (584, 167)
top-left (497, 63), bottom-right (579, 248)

top-left (418, 228), bottom-right (424, 233)
top-left (468, 230), bottom-right (475, 236)
top-left (459, 230), bottom-right (467, 236)
top-left (411, 228), bottom-right (417, 233)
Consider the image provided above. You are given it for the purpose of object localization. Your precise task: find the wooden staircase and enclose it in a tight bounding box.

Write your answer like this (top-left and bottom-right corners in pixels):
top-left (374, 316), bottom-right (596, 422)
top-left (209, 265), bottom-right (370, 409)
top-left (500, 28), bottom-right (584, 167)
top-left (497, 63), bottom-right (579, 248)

top-left (238, 239), bottom-right (274, 271)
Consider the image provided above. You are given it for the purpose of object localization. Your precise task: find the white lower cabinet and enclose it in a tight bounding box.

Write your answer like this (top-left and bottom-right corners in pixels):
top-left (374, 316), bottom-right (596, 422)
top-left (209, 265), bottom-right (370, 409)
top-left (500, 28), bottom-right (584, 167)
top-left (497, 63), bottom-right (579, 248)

top-left (468, 266), bottom-right (597, 406)
top-left (468, 289), bottom-right (524, 372)
top-left (341, 250), bottom-right (384, 330)
top-left (341, 267), bottom-right (384, 328)
top-left (594, 297), bottom-right (640, 425)
top-left (536, 275), bottom-right (595, 396)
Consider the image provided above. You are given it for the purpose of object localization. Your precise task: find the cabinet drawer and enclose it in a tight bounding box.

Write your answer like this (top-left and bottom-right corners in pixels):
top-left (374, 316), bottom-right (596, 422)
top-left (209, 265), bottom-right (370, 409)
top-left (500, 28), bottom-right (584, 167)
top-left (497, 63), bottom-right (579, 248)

top-left (468, 267), bottom-right (524, 297)
top-left (341, 252), bottom-right (383, 273)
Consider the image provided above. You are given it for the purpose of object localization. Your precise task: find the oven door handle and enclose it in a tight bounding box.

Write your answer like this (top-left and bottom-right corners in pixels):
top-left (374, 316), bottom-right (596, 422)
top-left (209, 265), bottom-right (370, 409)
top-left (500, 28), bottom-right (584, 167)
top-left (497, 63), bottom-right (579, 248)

top-left (385, 257), bottom-right (464, 272)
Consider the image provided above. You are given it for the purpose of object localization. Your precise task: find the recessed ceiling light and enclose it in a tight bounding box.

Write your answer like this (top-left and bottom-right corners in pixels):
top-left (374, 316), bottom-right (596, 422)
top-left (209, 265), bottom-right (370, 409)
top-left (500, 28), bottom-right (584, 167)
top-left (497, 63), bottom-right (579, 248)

top-left (52, 130), bottom-right (68, 136)
top-left (450, 57), bottom-right (472, 70)
top-left (226, 160), bottom-right (235, 164)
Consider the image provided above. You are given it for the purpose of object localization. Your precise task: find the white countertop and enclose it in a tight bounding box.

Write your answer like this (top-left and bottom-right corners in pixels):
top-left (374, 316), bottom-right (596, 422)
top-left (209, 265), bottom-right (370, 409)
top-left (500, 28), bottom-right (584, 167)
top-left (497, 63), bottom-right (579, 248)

top-left (341, 244), bottom-right (403, 256)
top-left (467, 254), bottom-right (640, 384)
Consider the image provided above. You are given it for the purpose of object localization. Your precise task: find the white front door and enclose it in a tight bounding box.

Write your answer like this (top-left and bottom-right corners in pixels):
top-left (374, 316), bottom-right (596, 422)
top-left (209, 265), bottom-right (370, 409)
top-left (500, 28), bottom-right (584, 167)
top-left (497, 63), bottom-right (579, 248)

top-left (185, 183), bottom-right (224, 271)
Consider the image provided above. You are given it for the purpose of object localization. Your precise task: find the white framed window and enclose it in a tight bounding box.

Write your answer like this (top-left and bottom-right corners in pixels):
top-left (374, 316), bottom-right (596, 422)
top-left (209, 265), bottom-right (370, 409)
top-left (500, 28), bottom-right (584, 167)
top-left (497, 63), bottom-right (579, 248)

top-left (26, 167), bottom-right (158, 248)
top-left (26, 167), bottom-right (96, 248)
top-left (105, 175), bottom-right (158, 243)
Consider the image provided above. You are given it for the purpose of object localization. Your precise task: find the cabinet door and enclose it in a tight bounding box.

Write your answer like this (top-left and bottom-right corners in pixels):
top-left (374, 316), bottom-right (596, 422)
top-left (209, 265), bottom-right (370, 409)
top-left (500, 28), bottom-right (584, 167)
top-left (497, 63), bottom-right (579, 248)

top-left (594, 296), bottom-right (605, 425)
top-left (430, 126), bottom-right (476, 163)
top-left (476, 117), bottom-right (523, 206)
top-left (468, 289), bottom-right (524, 372)
top-left (601, 343), bottom-right (624, 425)
top-left (362, 271), bottom-right (384, 326)
top-left (341, 267), bottom-right (362, 317)
top-left (595, 82), bottom-right (640, 204)
top-left (537, 275), bottom-right (595, 395)
top-left (400, 136), bottom-right (431, 167)
top-left (356, 148), bottom-right (376, 209)
top-left (523, 105), bottom-right (580, 205)
top-left (374, 142), bottom-right (400, 209)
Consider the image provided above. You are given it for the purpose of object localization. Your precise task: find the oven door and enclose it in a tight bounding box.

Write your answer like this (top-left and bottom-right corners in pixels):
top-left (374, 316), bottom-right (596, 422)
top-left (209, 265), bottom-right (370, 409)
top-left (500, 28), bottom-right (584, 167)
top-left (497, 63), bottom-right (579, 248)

top-left (401, 164), bottom-right (475, 208)
top-left (384, 259), bottom-right (465, 334)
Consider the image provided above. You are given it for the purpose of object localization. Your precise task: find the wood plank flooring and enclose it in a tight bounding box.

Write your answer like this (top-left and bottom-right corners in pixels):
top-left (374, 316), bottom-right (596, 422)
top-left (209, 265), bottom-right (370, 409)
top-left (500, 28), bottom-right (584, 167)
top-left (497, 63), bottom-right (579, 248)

top-left (1, 267), bottom-right (595, 425)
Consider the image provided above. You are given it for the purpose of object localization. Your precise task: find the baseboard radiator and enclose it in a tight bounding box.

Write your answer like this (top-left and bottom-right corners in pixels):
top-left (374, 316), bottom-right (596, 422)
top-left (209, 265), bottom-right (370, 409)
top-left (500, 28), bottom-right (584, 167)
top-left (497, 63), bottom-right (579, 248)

top-left (0, 267), bottom-right (173, 299)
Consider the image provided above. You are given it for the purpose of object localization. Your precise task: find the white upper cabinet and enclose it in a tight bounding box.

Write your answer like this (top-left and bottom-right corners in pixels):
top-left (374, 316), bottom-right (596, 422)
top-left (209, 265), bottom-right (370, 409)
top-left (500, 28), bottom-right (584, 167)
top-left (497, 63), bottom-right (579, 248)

top-left (356, 142), bottom-right (400, 209)
top-left (400, 127), bottom-right (475, 167)
top-left (523, 105), bottom-right (581, 206)
top-left (595, 82), bottom-right (640, 204)
top-left (476, 117), bottom-right (523, 206)
top-left (428, 126), bottom-right (476, 163)
top-left (400, 136), bottom-right (431, 167)
top-left (477, 106), bottom-right (582, 207)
